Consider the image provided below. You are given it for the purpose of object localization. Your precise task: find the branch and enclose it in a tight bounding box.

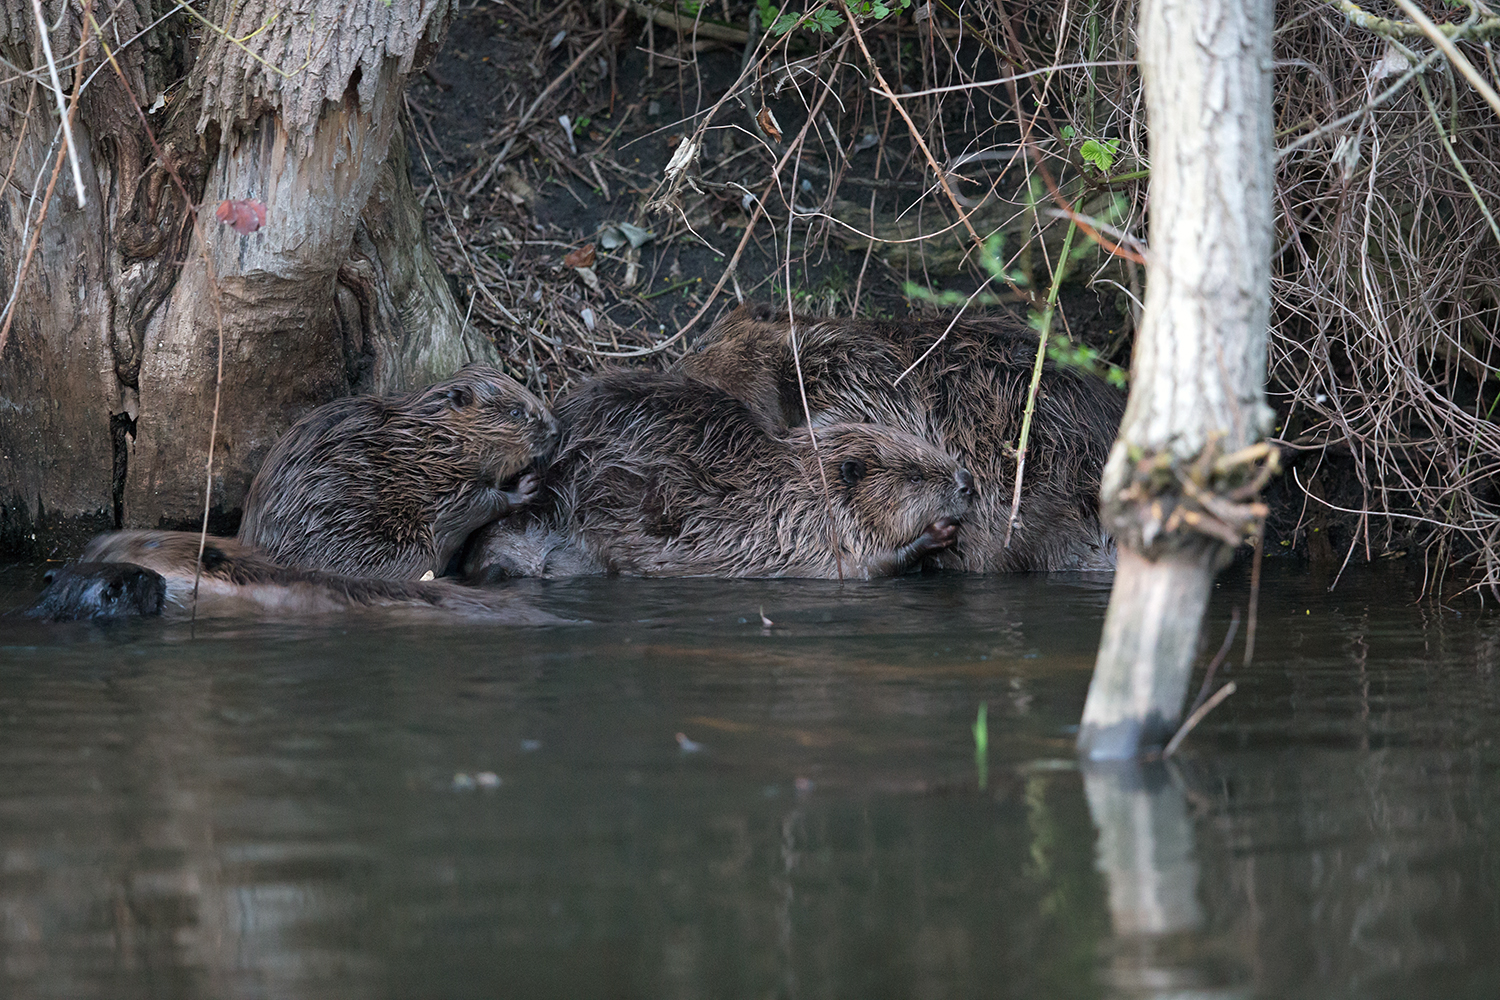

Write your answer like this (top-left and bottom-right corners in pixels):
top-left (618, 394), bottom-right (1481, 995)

top-left (604, 0), bottom-right (749, 43)
top-left (1327, 0), bottom-right (1500, 40)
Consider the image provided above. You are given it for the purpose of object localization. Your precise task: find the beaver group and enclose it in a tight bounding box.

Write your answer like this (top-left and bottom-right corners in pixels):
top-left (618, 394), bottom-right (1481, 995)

top-left (25, 307), bottom-right (1124, 622)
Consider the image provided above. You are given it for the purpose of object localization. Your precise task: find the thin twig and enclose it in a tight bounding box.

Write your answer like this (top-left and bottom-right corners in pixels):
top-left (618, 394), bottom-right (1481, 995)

top-left (1189, 608), bottom-right (1240, 718)
top-left (1241, 516), bottom-right (1264, 662)
top-left (1161, 682), bottom-right (1236, 758)
top-left (1004, 217), bottom-right (1076, 548)
top-left (30, 0), bottom-right (86, 207)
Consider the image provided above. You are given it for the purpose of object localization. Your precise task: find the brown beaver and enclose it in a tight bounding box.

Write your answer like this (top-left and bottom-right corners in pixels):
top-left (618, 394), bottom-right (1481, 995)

top-left (464, 371), bottom-right (974, 580)
top-left (676, 303), bottom-right (1126, 571)
top-left (40, 530), bottom-right (564, 623)
top-left (238, 365), bottom-right (559, 580)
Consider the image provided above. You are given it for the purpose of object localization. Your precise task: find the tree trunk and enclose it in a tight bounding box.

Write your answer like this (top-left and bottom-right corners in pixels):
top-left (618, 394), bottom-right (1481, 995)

top-left (1077, 0), bottom-right (1277, 759)
top-left (0, 0), bottom-right (498, 556)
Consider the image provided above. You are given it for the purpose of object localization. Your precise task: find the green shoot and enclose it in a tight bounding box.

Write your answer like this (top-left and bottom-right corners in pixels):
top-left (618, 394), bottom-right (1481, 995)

top-left (974, 701), bottom-right (989, 790)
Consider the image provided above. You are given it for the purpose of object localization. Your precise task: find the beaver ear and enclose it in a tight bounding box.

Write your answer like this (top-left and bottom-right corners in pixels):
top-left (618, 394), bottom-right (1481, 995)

top-left (201, 546), bottom-right (227, 571)
top-left (445, 385), bottom-right (474, 408)
top-left (840, 458), bottom-right (867, 487)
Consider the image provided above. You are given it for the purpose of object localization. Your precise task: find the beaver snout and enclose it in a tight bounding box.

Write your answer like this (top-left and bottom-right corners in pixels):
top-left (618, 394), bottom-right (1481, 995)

top-left (537, 410), bottom-right (562, 457)
top-left (956, 468), bottom-right (976, 498)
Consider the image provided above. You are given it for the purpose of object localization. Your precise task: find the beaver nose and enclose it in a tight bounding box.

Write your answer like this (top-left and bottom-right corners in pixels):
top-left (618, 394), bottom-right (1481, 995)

top-left (538, 412), bottom-right (562, 452)
top-left (956, 468), bottom-right (976, 498)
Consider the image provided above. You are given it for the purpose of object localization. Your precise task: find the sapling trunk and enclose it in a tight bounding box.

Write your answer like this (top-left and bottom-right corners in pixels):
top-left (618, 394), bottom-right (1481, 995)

top-left (1077, 0), bottom-right (1276, 759)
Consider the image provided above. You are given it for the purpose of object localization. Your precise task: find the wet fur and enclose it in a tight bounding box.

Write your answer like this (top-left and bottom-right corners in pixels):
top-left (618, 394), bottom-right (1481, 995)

top-left (23, 563), bottom-right (168, 621)
top-left (677, 304), bottom-right (1125, 571)
top-left (71, 531), bottom-right (563, 623)
top-left (466, 371), bottom-right (973, 580)
top-left (239, 365), bottom-right (560, 580)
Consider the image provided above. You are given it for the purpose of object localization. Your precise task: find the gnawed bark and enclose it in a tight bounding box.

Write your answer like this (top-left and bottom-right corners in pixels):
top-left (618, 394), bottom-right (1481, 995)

top-left (1, 0), bottom-right (494, 554)
top-left (1077, 0), bottom-right (1276, 759)
top-left (121, 0), bottom-right (456, 526)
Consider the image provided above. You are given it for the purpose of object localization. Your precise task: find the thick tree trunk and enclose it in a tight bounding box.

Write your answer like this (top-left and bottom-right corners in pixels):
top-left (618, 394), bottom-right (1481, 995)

top-left (1077, 0), bottom-right (1277, 759)
top-left (0, 0), bottom-right (497, 555)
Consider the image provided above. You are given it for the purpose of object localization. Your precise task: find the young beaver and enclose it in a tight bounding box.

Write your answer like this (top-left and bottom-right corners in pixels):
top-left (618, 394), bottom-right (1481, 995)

top-left (239, 365), bottom-right (559, 580)
top-left (465, 371), bottom-right (975, 580)
top-left (676, 303), bottom-right (1126, 571)
top-left (35, 530), bottom-right (563, 623)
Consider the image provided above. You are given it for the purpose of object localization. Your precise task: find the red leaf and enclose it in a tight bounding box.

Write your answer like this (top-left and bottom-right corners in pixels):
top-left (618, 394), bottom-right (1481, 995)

top-left (215, 198), bottom-right (267, 235)
top-left (564, 243), bottom-right (596, 268)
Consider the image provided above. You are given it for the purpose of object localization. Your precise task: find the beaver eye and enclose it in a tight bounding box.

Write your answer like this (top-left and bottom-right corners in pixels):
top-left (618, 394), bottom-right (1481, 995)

top-left (509, 406), bottom-right (525, 419)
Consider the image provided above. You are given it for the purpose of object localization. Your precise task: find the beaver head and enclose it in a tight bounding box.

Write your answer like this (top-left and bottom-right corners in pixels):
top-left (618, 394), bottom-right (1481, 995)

top-left (23, 562), bottom-right (168, 620)
top-left (398, 364), bottom-right (560, 488)
top-left (796, 423), bottom-right (975, 559)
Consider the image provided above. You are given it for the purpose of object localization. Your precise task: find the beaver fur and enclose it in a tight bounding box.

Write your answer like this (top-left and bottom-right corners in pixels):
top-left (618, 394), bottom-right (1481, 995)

top-left (47, 530), bottom-right (564, 623)
top-left (239, 365), bottom-right (560, 580)
top-left (465, 371), bottom-right (974, 580)
top-left (23, 562), bottom-right (168, 620)
top-left (676, 303), bottom-right (1126, 571)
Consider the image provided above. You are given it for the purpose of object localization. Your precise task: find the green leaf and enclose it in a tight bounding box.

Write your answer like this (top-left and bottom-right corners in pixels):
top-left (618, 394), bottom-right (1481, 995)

top-left (1079, 137), bottom-right (1120, 174)
top-left (1060, 125), bottom-right (1077, 140)
top-left (810, 7), bottom-right (844, 30)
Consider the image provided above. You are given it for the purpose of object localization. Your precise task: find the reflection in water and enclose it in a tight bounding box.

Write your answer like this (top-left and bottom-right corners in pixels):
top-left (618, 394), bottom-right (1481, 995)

top-left (0, 565), bottom-right (1499, 998)
top-left (1085, 762), bottom-right (1247, 999)
top-left (1084, 763), bottom-right (1202, 936)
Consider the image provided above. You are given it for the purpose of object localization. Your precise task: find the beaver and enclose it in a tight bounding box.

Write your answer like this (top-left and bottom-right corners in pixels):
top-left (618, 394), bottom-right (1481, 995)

top-left (23, 562), bottom-right (169, 620)
top-left (675, 303), bottom-right (1126, 571)
top-left (239, 365), bottom-right (560, 580)
top-left (29, 530), bottom-right (564, 623)
top-left (464, 371), bottom-right (974, 580)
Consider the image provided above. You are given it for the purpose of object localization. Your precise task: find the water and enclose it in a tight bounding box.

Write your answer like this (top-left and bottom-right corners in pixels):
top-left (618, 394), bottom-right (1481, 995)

top-left (0, 563), bottom-right (1497, 999)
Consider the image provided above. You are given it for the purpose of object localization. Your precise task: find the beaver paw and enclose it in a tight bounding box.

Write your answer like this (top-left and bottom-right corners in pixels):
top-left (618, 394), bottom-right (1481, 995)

top-left (913, 516), bottom-right (960, 555)
top-left (503, 471), bottom-right (542, 509)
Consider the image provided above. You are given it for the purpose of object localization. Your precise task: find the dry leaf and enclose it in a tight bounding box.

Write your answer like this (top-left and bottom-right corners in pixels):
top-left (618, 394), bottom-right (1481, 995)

top-left (564, 243), bottom-right (597, 268)
top-left (757, 107), bottom-right (782, 143)
top-left (575, 266), bottom-right (602, 293)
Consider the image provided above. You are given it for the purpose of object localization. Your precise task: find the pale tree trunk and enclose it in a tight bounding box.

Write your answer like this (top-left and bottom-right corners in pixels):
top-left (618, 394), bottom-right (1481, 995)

top-left (1076, 0), bottom-right (1277, 759)
top-left (0, 0), bottom-right (498, 556)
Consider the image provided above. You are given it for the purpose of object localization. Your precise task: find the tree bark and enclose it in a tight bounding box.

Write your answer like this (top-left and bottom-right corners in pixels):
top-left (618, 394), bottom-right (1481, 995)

top-left (0, 0), bottom-right (497, 556)
top-left (1077, 0), bottom-right (1277, 759)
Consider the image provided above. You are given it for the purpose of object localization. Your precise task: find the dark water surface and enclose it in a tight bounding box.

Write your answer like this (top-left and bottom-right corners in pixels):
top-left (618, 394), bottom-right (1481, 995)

top-left (1, 563), bottom-right (1497, 999)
